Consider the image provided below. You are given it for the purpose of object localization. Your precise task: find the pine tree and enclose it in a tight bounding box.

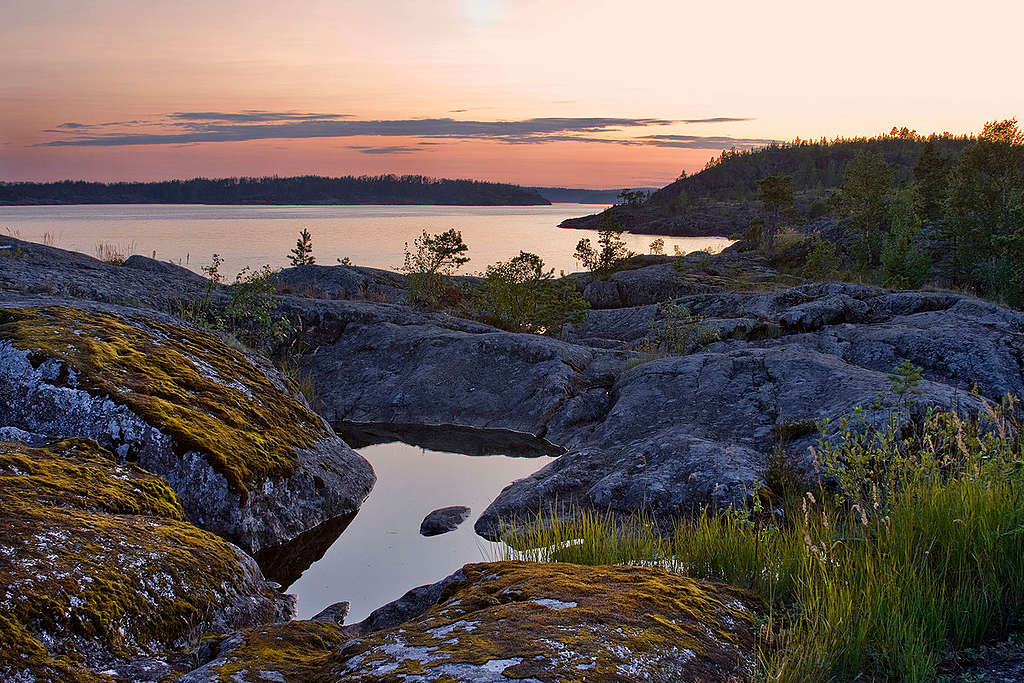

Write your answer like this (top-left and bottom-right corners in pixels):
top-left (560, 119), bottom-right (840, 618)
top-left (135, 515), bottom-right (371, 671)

top-left (289, 228), bottom-right (315, 266)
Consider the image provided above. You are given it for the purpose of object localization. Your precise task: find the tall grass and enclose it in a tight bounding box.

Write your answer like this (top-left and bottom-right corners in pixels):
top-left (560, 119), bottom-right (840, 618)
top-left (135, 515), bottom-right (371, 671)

top-left (501, 399), bottom-right (1024, 681)
top-left (94, 240), bottom-right (136, 265)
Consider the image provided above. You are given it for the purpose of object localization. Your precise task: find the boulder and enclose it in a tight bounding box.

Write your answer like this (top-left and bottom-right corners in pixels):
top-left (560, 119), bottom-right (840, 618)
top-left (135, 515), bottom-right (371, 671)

top-left (0, 438), bottom-right (291, 681)
top-left (276, 263), bottom-right (408, 302)
top-left (0, 300), bottom-right (375, 553)
top-left (419, 505), bottom-right (472, 536)
top-left (179, 562), bottom-right (761, 682)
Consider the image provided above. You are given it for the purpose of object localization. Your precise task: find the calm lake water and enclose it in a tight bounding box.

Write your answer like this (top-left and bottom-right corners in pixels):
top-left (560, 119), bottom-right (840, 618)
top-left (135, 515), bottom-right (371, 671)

top-left (263, 431), bottom-right (558, 622)
top-left (0, 204), bottom-right (730, 277)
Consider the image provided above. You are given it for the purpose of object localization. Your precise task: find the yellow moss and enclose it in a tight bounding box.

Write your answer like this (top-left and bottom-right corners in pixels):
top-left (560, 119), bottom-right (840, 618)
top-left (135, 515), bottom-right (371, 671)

top-left (202, 621), bottom-right (348, 683)
top-left (0, 438), bottom-right (185, 520)
top-left (0, 306), bottom-right (326, 496)
top-left (0, 439), bottom-right (270, 678)
top-left (340, 561), bottom-right (761, 681)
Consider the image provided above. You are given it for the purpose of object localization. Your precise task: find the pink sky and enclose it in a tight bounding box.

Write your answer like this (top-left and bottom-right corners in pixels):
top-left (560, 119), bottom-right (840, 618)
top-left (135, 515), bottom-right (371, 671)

top-left (1, 0), bottom-right (1021, 188)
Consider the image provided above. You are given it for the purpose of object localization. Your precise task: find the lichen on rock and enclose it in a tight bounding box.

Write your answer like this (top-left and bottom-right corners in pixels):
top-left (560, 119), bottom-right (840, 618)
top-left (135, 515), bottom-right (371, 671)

top-left (0, 438), bottom-right (290, 681)
top-left (180, 561), bottom-right (762, 682)
top-left (0, 302), bottom-right (376, 552)
top-left (0, 305), bottom-right (321, 495)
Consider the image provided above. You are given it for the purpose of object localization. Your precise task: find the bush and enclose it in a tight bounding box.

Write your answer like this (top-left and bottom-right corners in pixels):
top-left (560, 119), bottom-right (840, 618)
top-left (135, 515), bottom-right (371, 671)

top-left (802, 236), bottom-right (840, 281)
top-left (225, 265), bottom-right (293, 352)
top-left (473, 251), bottom-right (588, 334)
top-left (401, 229), bottom-right (470, 308)
top-left (573, 213), bottom-right (634, 278)
top-left (636, 301), bottom-right (720, 355)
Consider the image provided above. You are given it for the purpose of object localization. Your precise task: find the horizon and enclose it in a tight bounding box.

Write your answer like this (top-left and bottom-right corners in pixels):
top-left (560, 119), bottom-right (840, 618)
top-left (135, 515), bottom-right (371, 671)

top-left (2, 0), bottom-right (1021, 186)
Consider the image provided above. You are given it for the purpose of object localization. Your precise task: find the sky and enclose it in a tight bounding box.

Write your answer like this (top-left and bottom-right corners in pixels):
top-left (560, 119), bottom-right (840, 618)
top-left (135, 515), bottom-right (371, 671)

top-left (1, 0), bottom-right (1021, 188)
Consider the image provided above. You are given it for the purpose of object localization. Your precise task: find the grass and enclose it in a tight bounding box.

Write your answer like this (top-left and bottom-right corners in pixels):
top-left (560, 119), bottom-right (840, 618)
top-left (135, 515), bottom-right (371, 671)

top-left (94, 239), bottom-right (136, 265)
top-left (501, 398), bottom-right (1024, 681)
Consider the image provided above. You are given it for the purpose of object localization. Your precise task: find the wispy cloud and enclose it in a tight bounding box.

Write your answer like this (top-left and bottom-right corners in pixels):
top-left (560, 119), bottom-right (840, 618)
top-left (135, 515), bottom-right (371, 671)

top-left (38, 112), bottom-right (771, 151)
top-left (168, 110), bottom-right (353, 123)
top-left (348, 145), bottom-right (421, 154)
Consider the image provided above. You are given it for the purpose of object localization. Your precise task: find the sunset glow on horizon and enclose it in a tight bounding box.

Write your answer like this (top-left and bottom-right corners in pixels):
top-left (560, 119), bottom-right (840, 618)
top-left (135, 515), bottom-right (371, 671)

top-left (2, 0), bottom-right (1021, 188)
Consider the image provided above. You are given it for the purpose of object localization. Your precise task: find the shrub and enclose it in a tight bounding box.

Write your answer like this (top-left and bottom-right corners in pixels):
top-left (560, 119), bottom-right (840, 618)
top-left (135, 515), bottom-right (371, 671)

top-left (225, 265), bottom-right (293, 353)
top-left (401, 229), bottom-right (470, 308)
top-left (573, 213), bottom-right (634, 278)
top-left (636, 301), bottom-right (720, 355)
top-left (649, 238), bottom-right (665, 255)
top-left (802, 236), bottom-right (840, 281)
top-left (473, 251), bottom-right (588, 334)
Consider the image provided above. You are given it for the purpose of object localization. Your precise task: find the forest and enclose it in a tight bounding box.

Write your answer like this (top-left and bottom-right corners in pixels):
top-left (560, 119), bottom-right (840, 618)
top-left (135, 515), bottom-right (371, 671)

top-left (0, 174), bottom-right (550, 206)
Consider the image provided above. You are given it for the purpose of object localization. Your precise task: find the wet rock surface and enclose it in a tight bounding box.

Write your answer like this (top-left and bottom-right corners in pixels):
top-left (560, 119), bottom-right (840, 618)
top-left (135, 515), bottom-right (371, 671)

top-left (419, 505), bottom-right (472, 536)
top-left (180, 561), bottom-right (761, 682)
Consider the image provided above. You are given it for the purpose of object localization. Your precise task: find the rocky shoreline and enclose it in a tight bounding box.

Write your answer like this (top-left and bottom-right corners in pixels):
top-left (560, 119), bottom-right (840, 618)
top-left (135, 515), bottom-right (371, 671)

top-left (2, 234), bottom-right (1022, 680)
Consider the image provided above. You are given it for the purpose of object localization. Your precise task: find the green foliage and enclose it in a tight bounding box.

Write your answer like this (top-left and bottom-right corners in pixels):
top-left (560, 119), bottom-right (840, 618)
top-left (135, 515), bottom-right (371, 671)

top-left (833, 151), bottom-right (895, 268)
top-left (880, 187), bottom-right (932, 288)
top-left (288, 228), bottom-right (315, 266)
top-left (801, 236), bottom-right (839, 280)
top-left (637, 302), bottom-right (720, 355)
top-left (648, 237), bottom-right (665, 255)
top-left (757, 175), bottom-right (797, 249)
top-left (573, 212), bottom-right (634, 278)
top-left (473, 251), bottom-right (588, 334)
top-left (225, 264), bottom-right (293, 352)
top-left (401, 228), bottom-right (470, 308)
top-left (944, 118), bottom-right (1024, 305)
top-left (913, 138), bottom-right (954, 223)
top-left (503, 396), bottom-right (1024, 681)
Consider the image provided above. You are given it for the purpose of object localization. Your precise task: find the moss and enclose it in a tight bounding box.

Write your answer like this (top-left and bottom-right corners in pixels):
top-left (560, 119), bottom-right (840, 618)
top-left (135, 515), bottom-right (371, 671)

top-left (0, 438), bottom-right (185, 520)
top-left (339, 561), bottom-right (761, 681)
top-left (0, 305), bottom-right (327, 496)
top-left (201, 621), bottom-right (348, 682)
top-left (0, 439), bottom-right (271, 679)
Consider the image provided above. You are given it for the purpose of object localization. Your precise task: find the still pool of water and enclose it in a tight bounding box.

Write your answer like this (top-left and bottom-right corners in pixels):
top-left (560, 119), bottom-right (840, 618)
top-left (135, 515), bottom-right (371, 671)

top-left (0, 203), bottom-right (731, 278)
top-left (255, 425), bottom-right (560, 623)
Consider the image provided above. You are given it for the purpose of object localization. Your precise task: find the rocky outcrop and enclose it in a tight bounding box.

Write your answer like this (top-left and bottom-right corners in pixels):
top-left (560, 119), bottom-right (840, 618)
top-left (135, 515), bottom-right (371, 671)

top-left (0, 438), bottom-right (291, 682)
top-left (180, 562), bottom-right (761, 682)
top-left (276, 263), bottom-right (408, 302)
top-left (419, 505), bottom-right (472, 536)
top-left (291, 272), bottom-right (1021, 539)
top-left (0, 299), bottom-right (375, 553)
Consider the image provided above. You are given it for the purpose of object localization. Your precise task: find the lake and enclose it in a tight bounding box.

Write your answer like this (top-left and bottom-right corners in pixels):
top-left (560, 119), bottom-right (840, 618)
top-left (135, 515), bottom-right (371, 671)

top-left (0, 204), bottom-right (730, 277)
top-left (255, 425), bottom-right (561, 623)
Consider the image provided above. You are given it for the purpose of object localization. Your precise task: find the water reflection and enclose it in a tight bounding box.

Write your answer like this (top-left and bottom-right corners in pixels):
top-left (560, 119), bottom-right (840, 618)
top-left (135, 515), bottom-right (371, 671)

top-left (261, 429), bottom-right (558, 621)
top-left (338, 421), bottom-right (564, 457)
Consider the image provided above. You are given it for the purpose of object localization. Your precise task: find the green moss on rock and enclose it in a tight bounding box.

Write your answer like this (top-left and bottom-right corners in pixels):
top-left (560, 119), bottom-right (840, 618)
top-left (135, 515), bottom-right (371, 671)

top-left (182, 561), bottom-right (762, 682)
top-left (0, 306), bottom-right (325, 496)
top-left (198, 621), bottom-right (347, 682)
top-left (0, 439), bottom-right (278, 680)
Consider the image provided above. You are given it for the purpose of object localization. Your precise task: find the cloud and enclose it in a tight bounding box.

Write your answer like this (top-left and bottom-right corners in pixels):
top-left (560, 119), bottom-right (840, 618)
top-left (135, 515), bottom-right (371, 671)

top-left (638, 134), bottom-right (779, 149)
top-left (38, 112), bottom-right (771, 151)
top-left (348, 145), bottom-right (421, 154)
top-left (41, 116), bottom-right (679, 147)
top-left (168, 110), bottom-right (352, 123)
top-left (679, 117), bottom-right (754, 124)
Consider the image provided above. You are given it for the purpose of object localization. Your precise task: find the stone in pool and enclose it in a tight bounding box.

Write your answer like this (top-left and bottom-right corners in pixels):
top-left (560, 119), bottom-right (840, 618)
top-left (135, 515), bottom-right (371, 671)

top-left (420, 505), bottom-right (472, 536)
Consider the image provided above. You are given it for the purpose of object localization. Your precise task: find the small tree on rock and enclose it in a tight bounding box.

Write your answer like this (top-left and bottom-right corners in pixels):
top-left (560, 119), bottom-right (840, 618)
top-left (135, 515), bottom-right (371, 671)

top-left (401, 229), bottom-right (470, 308)
top-left (289, 228), bottom-right (315, 266)
top-left (574, 212), bottom-right (634, 278)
